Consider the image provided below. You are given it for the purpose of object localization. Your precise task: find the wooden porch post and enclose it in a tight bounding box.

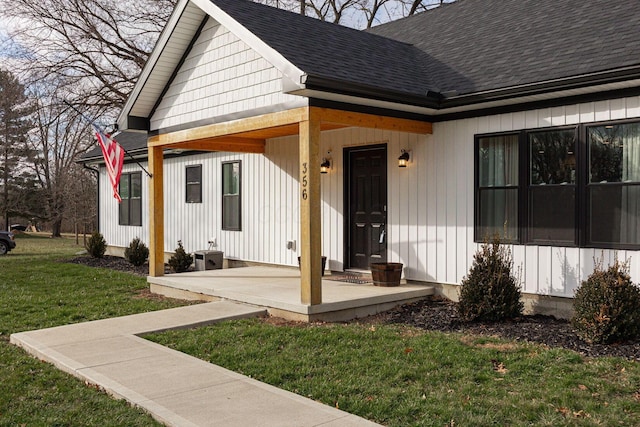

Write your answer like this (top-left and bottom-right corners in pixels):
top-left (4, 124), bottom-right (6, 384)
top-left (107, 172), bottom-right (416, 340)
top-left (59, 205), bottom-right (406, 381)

top-left (299, 110), bottom-right (322, 305)
top-left (148, 145), bottom-right (164, 277)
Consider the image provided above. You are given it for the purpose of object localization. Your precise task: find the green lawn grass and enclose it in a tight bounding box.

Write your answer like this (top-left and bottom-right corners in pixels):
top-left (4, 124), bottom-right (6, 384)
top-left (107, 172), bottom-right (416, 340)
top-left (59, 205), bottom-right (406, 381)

top-left (3, 234), bottom-right (640, 426)
top-left (0, 234), bottom-right (189, 426)
top-left (148, 319), bottom-right (640, 427)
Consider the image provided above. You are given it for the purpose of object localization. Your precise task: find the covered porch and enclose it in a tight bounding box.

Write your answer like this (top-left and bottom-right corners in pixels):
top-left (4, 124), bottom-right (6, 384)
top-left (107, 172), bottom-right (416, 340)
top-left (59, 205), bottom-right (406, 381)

top-left (148, 266), bottom-right (434, 322)
top-left (146, 105), bottom-right (433, 317)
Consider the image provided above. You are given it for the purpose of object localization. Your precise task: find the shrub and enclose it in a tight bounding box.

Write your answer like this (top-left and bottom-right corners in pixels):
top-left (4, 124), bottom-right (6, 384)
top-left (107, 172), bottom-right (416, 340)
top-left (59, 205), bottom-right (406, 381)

top-left (168, 240), bottom-right (192, 273)
top-left (571, 259), bottom-right (640, 344)
top-left (458, 237), bottom-right (523, 322)
top-left (85, 231), bottom-right (107, 259)
top-left (124, 237), bottom-right (149, 267)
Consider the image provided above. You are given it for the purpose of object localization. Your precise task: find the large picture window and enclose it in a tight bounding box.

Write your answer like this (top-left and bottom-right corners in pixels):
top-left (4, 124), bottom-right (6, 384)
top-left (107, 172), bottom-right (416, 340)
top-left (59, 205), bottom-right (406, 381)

top-left (222, 161), bottom-right (241, 231)
top-left (475, 120), bottom-right (640, 249)
top-left (119, 172), bottom-right (142, 226)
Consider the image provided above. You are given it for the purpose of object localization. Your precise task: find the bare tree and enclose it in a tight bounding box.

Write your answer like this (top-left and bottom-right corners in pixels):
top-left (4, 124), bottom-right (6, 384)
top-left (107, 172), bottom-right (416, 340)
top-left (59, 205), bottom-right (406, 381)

top-left (64, 163), bottom-right (97, 242)
top-left (305, 0), bottom-right (362, 24)
top-left (28, 82), bottom-right (94, 237)
top-left (2, 0), bottom-right (176, 117)
top-left (402, 0), bottom-right (448, 16)
top-left (254, 0), bottom-right (454, 28)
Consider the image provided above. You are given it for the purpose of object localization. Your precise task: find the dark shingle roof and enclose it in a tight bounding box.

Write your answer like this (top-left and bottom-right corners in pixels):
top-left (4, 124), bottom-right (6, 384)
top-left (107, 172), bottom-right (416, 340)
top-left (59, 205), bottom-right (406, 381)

top-left (80, 131), bottom-right (147, 162)
top-left (210, 0), bottom-right (438, 100)
top-left (213, 0), bottom-right (640, 101)
top-left (369, 0), bottom-right (640, 96)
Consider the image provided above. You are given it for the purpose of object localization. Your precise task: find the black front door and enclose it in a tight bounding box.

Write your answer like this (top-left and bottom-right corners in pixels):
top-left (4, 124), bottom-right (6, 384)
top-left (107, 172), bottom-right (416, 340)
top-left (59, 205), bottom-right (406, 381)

top-left (346, 145), bottom-right (387, 269)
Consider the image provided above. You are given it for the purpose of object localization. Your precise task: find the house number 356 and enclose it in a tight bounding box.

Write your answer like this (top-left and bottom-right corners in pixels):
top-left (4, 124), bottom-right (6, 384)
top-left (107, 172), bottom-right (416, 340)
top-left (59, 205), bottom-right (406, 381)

top-left (301, 162), bottom-right (308, 200)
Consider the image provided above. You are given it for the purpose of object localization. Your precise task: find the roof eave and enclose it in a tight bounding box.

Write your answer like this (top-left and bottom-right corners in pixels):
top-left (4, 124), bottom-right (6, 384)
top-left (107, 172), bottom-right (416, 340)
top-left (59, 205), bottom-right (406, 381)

top-left (77, 149), bottom-right (150, 165)
top-left (118, 0), bottom-right (308, 131)
top-left (298, 74), bottom-right (442, 110)
top-left (117, 0), bottom-right (195, 131)
top-left (441, 65), bottom-right (640, 109)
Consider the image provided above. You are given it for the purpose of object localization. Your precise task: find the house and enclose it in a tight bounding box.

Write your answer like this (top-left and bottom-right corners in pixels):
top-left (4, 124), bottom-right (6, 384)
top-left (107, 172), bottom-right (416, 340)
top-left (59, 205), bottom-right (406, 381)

top-left (82, 0), bottom-right (640, 317)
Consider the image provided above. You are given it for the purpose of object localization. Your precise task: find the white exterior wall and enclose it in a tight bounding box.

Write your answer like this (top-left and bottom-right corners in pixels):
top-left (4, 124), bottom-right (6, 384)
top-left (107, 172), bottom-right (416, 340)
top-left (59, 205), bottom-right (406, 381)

top-left (99, 145), bottom-right (300, 267)
top-left (99, 162), bottom-right (148, 248)
top-left (427, 96), bottom-right (640, 298)
top-left (102, 94), bottom-right (640, 298)
top-left (107, 8), bottom-right (640, 299)
top-left (99, 128), bottom-right (427, 272)
top-left (151, 17), bottom-right (303, 130)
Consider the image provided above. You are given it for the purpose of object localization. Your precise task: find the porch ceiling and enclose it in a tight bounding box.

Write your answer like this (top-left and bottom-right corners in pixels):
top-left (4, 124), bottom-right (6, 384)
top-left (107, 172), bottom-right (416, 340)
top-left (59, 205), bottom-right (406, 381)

top-left (148, 107), bottom-right (432, 154)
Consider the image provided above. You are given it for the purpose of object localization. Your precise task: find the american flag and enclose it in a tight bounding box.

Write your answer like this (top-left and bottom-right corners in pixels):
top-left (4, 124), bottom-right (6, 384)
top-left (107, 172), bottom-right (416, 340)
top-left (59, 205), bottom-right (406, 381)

top-left (93, 125), bottom-right (125, 202)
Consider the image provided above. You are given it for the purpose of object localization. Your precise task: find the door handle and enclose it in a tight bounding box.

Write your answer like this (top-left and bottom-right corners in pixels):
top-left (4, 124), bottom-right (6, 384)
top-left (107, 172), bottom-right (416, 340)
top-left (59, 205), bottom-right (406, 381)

top-left (379, 228), bottom-right (386, 244)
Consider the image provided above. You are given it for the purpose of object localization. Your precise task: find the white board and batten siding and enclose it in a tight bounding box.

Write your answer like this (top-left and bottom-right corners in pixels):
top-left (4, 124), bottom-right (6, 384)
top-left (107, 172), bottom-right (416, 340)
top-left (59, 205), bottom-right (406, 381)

top-left (101, 95), bottom-right (640, 299)
top-left (102, 95), bottom-right (640, 299)
top-left (433, 96), bottom-right (640, 298)
top-left (99, 145), bottom-right (302, 267)
top-left (151, 17), bottom-right (304, 131)
top-left (108, 8), bottom-right (640, 299)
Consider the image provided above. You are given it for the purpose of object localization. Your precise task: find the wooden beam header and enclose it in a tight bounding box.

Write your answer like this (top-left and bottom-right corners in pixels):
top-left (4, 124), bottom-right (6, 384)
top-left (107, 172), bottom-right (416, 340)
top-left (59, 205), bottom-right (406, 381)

top-left (148, 106), bottom-right (432, 151)
top-left (164, 137), bottom-right (266, 153)
top-left (149, 107), bottom-right (308, 147)
top-left (312, 107), bottom-right (433, 135)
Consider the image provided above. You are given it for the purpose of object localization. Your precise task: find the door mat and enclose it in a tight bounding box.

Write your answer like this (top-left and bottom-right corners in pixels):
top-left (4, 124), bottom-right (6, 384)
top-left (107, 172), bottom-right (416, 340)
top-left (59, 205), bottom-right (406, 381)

top-left (325, 273), bottom-right (373, 285)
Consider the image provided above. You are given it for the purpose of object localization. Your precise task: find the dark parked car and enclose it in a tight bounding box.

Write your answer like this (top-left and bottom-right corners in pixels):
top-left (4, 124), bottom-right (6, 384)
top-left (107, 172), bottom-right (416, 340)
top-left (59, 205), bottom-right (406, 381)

top-left (0, 231), bottom-right (16, 255)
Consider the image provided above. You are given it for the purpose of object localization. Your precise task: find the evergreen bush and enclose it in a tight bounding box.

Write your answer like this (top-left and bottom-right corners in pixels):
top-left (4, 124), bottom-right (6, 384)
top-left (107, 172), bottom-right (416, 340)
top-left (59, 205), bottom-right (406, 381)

top-left (86, 231), bottom-right (107, 259)
top-left (572, 259), bottom-right (640, 344)
top-left (124, 237), bottom-right (149, 267)
top-left (458, 236), bottom-right (523, 322)
top-left (168, 240), bottom-right (193, 273)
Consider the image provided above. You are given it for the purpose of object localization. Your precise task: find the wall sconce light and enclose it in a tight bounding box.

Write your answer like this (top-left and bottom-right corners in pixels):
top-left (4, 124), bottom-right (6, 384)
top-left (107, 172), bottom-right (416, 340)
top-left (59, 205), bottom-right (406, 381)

top-left (320, 150), bottom-right (332, 174)
top-left (398, 149), bottom-right (410, 168)
top-left (320, 158), bottom-right (331, 174)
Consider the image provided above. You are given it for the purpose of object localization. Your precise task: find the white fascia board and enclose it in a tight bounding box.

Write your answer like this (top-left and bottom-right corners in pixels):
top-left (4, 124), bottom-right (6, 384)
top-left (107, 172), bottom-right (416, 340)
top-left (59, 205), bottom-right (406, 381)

top-left (117, 0), bottom-right (197, 130)
top-left (190, 0), bottom-right (306, 90)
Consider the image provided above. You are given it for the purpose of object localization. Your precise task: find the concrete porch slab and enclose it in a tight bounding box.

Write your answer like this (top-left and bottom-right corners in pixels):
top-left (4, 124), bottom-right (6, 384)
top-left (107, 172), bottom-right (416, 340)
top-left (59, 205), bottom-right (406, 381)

top-left (148, 266), bottom-right (434, 321)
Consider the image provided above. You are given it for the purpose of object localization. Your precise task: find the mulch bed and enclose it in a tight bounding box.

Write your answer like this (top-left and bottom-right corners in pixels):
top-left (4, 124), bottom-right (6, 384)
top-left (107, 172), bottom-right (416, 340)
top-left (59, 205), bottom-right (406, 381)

top-left (68, 255), bottom-right (639, 361)
top-left (68, 255), bottom-right (150, 276)
top-left (67, 255), bottom-right (195, 276)
top-left (378, 297), bottom-right (640, 361)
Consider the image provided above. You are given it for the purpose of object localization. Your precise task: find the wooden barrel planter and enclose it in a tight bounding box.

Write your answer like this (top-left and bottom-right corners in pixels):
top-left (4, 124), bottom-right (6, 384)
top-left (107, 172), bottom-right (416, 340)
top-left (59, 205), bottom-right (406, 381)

top-left (370, 262), bottom-right (403, 287)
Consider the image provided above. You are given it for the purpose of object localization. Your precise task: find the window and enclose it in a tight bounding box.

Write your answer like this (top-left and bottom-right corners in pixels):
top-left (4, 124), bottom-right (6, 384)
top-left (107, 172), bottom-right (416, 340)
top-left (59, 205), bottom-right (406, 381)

top-left (119, 172), bottom-right (142, 226)
top-left (186, 165), bottom-right (202, 203)
top-left (587, 123), bottom-right (640, 246)
top-left (222, 161), bottom-right (241, 231)
top-left (476, 134), bottom-right (519, 242)
top-left (475, 120), bottom-right (640, 249)
top-left (527, 129), bottom-right (576, 244)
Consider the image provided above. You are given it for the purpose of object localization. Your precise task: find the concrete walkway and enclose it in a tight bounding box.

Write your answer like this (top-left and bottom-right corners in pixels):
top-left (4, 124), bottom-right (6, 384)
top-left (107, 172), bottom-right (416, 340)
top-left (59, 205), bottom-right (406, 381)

top-left (10, 301), bottom-right (381, 427)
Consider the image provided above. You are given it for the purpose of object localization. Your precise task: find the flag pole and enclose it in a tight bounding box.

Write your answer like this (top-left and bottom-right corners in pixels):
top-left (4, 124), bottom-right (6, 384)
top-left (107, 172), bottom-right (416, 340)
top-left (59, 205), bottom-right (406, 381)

top-left (64, 100), bottom-right (152, 178)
